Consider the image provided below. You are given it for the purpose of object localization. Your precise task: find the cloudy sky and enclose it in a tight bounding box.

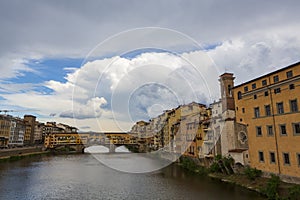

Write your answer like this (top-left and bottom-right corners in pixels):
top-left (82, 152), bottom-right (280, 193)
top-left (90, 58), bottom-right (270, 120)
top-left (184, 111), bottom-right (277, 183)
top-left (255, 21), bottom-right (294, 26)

top-left (0, 0), bottom-right (299, 132)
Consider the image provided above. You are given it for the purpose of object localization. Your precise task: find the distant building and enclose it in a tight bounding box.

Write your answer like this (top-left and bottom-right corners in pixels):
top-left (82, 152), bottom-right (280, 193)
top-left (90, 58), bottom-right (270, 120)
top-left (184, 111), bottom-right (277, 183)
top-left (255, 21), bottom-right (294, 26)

top-left (23, 115), bottom-right (36, 145)
top-left (34, 122), bottom-right (44, 144)
top-left (9, 117), bottom-right (25, 147)
top-left (0, 115), bottom-right (12, 148)
top-left (232, 61), bottom-right (300, 182)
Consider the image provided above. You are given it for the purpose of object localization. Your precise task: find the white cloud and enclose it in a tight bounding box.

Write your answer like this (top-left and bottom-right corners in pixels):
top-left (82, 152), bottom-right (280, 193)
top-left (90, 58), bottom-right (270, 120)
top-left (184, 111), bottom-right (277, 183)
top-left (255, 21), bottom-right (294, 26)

top-left (60, 97), bottom-right (107, 119)
top-left (1, 1), bottom-right (300, 131)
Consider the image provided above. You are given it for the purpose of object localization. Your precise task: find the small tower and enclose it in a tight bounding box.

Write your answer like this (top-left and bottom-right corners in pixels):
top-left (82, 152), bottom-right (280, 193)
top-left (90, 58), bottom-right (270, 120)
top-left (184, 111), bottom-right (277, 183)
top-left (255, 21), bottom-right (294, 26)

top-left (219, 73), bottom-right (235, 112)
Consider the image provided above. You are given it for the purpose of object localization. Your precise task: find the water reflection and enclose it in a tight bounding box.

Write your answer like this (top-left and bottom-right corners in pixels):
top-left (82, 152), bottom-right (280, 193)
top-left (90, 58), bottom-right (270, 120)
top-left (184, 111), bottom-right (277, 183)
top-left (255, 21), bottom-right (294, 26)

top-left (0, 154), bottom-right (265, 200)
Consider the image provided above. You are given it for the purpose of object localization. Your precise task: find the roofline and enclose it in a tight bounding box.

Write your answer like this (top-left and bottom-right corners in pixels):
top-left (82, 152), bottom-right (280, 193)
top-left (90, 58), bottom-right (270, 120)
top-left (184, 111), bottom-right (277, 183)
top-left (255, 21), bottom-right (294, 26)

top-left (233, 61), bottom-right (300, 89)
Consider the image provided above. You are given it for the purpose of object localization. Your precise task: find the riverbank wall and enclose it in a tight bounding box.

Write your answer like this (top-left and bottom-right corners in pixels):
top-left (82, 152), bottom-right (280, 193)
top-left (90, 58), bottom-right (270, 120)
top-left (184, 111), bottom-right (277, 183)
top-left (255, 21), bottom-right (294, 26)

top-left (0, 147), bottom-right (49, 161)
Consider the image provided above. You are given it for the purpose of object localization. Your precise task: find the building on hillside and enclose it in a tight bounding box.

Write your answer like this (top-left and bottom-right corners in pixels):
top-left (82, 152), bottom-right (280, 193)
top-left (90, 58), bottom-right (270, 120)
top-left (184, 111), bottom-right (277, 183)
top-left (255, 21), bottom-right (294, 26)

top-left (232, 61), bottom-right (300, 182)
top-left (0, 115), bottom-right (11, 148)
top-left (218, 73), bottom-right (249, 165)
top-left (23, 115), bottom-right (36, 145)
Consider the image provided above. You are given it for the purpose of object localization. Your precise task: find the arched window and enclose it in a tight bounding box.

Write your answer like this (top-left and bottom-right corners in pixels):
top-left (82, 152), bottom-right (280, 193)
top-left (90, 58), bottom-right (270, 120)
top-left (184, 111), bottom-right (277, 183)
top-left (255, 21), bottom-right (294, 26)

top-left (237, 91), bottom-right (242, 100)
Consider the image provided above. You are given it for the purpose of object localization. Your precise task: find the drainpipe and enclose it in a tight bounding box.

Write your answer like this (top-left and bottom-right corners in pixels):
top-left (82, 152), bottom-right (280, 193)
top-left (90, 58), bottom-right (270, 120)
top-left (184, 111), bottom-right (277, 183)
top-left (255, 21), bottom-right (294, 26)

top-left (268, 76), bottom-right (281, 175)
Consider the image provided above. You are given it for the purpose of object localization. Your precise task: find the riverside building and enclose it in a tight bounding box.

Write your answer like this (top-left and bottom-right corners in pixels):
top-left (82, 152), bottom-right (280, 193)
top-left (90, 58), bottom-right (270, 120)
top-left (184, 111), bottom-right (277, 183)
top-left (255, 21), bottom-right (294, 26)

top-left (232, 61), bottom-right (300, 182)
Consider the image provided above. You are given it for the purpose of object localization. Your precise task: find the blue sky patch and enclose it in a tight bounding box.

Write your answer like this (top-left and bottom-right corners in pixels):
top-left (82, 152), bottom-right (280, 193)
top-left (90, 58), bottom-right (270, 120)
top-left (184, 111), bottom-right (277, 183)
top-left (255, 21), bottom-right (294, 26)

top-left (7, 58), bottom-right (83, 84)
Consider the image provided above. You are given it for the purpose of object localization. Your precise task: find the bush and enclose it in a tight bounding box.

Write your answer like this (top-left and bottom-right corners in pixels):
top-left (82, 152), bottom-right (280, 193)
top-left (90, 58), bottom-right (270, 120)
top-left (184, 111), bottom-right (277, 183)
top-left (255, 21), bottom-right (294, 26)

top-left (180, 157), bottom-right (198, 171)
top-left (244, 166), bottom-right (262, 180)
top-left (209, 162), bottom-right (222, 173)
top-left (288, 185), bottom-right (300, 200)
top-left (261, 174), bottom-right (281, 200)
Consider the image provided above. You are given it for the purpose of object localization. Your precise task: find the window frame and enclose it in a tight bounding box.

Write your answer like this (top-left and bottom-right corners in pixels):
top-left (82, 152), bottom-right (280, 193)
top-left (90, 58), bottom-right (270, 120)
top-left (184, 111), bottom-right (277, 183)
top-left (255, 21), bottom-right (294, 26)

top-left (292, 122), bottom-right (300, 135)
top-left (274, 88), bottom-right (281, 94)
top-left (270, 152), bottom-right (276, 164)
top-left (273, 75), bottom-right (279, 83)
top-left (252, 83), bottom-right (256, 89)
top-left (244, 86), bottom-right (248, 92)
top-left (254, 107), bottom-right (260, 118)
top-left (259, 151), bottom-right (264, 162)
top-left (267, 125), bottom-right (274, 136)
top-left (279, 124), bottom-right (287, 136)
top-left (290, 99), bottom-right (298, 112)
top-left (264, 91), bottom-right (269, 96)
top-left (286, 70), bottom-right (293, 78)
top-left (277, 102), bottom-right (284, 114)
top-left (262, 79), bottom-right (267, 86)
top-left (283, 152), bottom-right (290, 165)
top-left (256, 126), bottom-right (262, 137)
top-left (265, 105), bottom-right (271, 116)
top-left (237, 91), bottom-right (242, 100)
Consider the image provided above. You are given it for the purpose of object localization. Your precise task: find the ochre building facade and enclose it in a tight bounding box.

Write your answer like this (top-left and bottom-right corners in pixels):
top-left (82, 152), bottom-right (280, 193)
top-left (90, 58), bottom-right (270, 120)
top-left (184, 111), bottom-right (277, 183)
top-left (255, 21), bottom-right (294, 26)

top-left (232, 61), bottom-right (300, 182)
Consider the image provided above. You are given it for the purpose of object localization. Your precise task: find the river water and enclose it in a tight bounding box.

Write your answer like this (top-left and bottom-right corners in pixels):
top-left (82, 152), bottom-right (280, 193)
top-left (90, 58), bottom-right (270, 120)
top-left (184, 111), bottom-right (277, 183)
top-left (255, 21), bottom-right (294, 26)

top-left (0, 153), bottom-right (265, 200)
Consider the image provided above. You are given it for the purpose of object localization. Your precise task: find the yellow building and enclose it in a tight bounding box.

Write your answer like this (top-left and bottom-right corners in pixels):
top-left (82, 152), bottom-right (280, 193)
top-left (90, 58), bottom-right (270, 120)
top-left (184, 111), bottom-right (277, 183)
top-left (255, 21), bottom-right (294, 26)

top-left (0, 115), bottom-right (11, 148)
top-left (23, 115), bottom-right (36, 145)
top-left (232, 61), bottom-right (300, 182)
top-left (167, 107), bottom-right (181, 153)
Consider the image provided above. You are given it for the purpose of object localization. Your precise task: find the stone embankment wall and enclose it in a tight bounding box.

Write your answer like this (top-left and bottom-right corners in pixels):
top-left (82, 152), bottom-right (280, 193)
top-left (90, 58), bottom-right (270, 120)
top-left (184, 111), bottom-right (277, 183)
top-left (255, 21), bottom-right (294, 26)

top-left (0, 147), bottom-right (44, 159)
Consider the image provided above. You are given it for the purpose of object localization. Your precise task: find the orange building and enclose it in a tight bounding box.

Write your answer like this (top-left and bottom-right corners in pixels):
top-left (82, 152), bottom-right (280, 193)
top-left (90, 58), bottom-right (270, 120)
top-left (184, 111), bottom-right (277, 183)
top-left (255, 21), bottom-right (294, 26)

top-left (232, 61), bottom-right (300, 182)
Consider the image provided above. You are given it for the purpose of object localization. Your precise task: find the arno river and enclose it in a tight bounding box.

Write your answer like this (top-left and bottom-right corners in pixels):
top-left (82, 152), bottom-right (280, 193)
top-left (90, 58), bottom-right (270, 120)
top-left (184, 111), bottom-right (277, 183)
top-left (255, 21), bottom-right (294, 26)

top-left (0, 152), bottom-right (265, 200)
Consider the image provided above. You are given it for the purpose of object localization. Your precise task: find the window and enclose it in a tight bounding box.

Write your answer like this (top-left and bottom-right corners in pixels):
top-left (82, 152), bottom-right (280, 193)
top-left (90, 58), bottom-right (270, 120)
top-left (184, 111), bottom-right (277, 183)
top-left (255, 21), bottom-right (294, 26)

top-left (280, 124), bottom-right (287, 135)
top-left (297, 153), bottom-right (300, 166)
top-left (242, 108), bottom-right (245, 113)
top-left (254, 107), bottom-right (260, 118)
top-left (270, 152), bottom-right (276, 163)
top-left (262, 79), bottom-right (267, 86)
top-left (252, 83), bottom-right (256, 89)
top-left (265, 105), bottom-right (271, 116)
top-left (259, 151), bottom-right (264, 162)
top-left (237, 91), bottom-right (242, 100)
top-left (290, 99), bottom-right (298, 112)
top-left (277, 102), bottom-right (284, 114)
top-left (264, 91), bottom-right (269, 96)
top-left (274, 88), bottom-right (281, 94)
top-left (283, 153), bottom-right (290, 165)
top-left (254, 94), bottom-right (257, 99)
top-left (256, 126), bottom-right (262, 136)
top-left (244, 86), bottom-right (248, 92)
top-left (228, 85), bottom-right (232, 96)
top-left (267, 125), bottom-right (273, 136)
top-left (273, 75), bottom-right (279, 83)
top-left (289, 84), bottom-right (295, 90)
top-left (286, 70), bottom-right (293, 78)
top-left (293, 123), bottom-right (300, 135)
